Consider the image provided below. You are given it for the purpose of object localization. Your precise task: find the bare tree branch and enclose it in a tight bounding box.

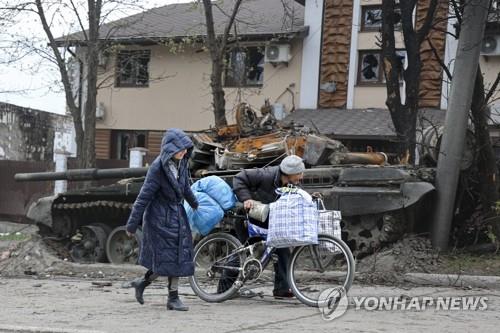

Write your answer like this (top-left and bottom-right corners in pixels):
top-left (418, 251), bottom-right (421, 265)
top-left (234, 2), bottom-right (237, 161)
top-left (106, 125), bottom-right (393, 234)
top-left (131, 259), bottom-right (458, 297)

top-left (417, 0), bottom-right (438, 45)
top-left (427, 36), bottom-right (452, 81)
top-left (69, 0), bottom-right (89, 41)
top-left (485, 72), bottom-right (500, 104)
top-left (220, 0), bottom-right (243, 54)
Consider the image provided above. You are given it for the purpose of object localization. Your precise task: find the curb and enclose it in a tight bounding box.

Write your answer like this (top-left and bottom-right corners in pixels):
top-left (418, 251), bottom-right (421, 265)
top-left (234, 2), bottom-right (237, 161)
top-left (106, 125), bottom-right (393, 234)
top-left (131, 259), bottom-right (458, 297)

top-left (403, 272), bottom-right (500, 290)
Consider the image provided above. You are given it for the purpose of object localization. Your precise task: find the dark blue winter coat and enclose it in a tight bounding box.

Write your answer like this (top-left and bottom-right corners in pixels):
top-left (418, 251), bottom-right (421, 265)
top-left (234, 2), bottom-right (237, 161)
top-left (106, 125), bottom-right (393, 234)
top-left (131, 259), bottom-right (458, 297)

top-left (126, 129), bottom-right (198, 277)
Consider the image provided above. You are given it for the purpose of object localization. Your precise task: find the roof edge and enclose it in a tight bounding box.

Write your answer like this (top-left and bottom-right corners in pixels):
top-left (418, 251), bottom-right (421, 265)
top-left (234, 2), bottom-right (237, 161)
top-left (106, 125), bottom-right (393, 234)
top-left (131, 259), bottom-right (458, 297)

top-left (55, 27), bottom-right (309, 47)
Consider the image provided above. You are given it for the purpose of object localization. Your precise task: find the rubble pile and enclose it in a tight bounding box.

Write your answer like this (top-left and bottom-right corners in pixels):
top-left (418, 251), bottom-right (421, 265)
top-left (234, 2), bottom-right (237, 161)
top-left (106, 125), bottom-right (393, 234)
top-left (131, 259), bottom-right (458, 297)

top-left (357, 235), bottom-right (441, 285)
top-left (189, 103), bottom-right (387, 175)
top-left (0, 232), bottom-right (59, 277)
top-left (0, 225), bottom-right (143, 279)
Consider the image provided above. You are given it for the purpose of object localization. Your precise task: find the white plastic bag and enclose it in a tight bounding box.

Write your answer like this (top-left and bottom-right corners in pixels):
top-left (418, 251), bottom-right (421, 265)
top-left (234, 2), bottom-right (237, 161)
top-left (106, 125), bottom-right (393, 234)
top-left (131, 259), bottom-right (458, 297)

top-left (317, 199), bottom-right (342, 253)
top-left (267, 188), bottom-right (319, 248)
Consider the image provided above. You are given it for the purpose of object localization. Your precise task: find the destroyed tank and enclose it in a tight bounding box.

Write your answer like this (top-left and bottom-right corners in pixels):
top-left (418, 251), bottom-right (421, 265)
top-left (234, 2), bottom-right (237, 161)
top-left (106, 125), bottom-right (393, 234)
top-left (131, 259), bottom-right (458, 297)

top-left (15, 162), bottom-right (436, 264)
top-left (14, 103), bottom-right (436, 263)
top-left (16, 168), bottom-right (148, 264)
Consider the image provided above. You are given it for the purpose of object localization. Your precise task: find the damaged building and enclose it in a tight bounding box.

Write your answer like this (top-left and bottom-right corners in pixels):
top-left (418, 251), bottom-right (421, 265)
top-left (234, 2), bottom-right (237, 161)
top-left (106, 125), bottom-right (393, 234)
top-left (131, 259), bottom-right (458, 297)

top-left (0, 102), bottom-right (75, 161)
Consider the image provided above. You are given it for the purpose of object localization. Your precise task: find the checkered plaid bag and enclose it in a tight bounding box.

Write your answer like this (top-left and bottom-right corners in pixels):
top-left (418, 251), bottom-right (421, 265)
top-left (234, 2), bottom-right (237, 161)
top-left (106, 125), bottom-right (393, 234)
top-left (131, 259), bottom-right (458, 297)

top-left (267, 187), bottom-right (319, 248)
top-left (317, 199), bottom-right (342, 253)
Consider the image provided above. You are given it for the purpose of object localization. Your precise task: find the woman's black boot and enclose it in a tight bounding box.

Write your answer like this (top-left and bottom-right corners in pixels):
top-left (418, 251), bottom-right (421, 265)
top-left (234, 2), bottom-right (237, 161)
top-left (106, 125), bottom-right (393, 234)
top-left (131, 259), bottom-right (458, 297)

top-left (166, 290), bottom-right (189, 311)
top-left (131, 277), bottom-right (151, 305)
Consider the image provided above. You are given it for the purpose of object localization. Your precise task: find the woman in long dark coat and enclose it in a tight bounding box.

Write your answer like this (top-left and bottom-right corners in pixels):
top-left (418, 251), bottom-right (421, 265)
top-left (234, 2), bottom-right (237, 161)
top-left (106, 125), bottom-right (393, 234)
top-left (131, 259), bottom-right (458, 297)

top-left (126, 128), bottom-right (198, 311)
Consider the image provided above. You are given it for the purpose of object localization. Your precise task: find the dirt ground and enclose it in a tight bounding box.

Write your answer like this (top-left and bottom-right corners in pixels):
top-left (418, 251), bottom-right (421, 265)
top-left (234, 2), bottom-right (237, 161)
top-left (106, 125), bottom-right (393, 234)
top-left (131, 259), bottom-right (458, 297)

top-left (0, 276), bottom-right (499, 333)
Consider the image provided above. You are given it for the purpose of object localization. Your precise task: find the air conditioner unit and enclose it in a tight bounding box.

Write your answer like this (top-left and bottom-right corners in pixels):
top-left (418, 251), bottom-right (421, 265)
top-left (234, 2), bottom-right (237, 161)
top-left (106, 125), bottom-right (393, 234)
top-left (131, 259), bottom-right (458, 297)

top-left (264, 44), bottom-right (291, 63)
top-left (481, 35), bottom-right (500, 56)
top-left (96, 102), bottom-right (106, 119)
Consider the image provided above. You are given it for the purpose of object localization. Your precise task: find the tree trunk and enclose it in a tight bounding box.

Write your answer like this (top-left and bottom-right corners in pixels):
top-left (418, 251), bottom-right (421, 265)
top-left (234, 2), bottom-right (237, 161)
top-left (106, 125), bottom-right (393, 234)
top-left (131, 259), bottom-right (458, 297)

top-left (381, 0), bottom-right (418, 163)
top-left (202, 0), bottom-right (228, 127)
top-left (80, 0), bottom-right (101, 169)
top-left (210, 57), bottom-right (227, 127)
top-left (73, 110), bottom-right (85, 166)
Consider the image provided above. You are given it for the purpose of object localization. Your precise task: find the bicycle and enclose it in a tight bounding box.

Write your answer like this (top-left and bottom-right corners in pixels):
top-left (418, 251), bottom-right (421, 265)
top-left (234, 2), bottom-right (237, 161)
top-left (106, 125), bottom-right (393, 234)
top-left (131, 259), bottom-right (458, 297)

top-left (188, 215), bottom-right (355, 308)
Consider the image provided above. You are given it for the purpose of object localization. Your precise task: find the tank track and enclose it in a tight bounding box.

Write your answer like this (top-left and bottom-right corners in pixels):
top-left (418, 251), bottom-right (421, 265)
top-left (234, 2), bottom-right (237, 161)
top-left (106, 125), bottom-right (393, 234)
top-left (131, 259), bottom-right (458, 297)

top-left (342, 210), bottom-right (407, 256)
top-left (51, 200), bottom-right (132, 238)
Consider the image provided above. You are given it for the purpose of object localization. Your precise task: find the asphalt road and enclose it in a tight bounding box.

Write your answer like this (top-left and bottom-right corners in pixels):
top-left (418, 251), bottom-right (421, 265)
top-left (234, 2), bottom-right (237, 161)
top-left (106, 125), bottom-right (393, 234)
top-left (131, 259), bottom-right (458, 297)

top-left (0, 276), bottom-right (499, 333)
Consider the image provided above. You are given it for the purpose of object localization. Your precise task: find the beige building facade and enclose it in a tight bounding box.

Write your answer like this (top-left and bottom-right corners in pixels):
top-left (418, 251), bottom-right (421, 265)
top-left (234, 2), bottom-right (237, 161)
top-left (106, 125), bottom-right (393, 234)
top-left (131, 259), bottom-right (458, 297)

top-left (90, 39), bottom-right (303, 159)
top-left (95, 41), bottom-right (302, 132)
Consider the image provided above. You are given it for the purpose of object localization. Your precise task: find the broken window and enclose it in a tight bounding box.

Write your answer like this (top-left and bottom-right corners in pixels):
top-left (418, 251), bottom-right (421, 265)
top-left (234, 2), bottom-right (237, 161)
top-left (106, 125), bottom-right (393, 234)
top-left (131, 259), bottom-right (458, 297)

top-left (224, 46), bottom-right (264, 87)
top-left (116, 50), bottom-right (150, 87)
top-left (361, 5), bottom-right (401, 31)
top-left (358, 50), bottom-right (406, 84)
top-left (111, 130), bottom-right (147, 160)
top-left (359, 52), bottom-right (381, 83)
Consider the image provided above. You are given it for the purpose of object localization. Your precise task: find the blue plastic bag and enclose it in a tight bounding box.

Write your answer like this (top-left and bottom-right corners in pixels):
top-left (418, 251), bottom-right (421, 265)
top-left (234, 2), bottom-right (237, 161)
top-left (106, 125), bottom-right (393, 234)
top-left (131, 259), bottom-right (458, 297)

top-left (191, 176), bottom-right (236, 210)
top-left (247, 222), bottom-right (268, 239)
top-left (184, 191), bottom-right (224, 236)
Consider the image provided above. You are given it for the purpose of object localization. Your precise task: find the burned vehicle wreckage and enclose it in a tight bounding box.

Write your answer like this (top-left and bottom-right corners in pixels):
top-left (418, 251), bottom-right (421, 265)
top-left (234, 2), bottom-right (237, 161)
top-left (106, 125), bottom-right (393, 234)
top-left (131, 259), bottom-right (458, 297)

top-left (15, 103), bottom-right (436, 263)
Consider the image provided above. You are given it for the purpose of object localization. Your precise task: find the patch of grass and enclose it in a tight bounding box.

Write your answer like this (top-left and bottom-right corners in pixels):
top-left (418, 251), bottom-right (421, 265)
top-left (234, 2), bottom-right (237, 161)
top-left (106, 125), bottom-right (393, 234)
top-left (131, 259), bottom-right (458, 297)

top-left (0, 233), bottom-right (30, 241)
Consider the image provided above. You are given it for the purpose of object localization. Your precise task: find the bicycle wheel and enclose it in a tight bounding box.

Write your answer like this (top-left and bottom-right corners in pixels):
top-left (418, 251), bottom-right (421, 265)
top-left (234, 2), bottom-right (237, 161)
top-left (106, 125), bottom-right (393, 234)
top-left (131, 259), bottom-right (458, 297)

top-left (189, 232), bottom-right (246, 303)
top-left (288, 234), bottom-right (355, 307)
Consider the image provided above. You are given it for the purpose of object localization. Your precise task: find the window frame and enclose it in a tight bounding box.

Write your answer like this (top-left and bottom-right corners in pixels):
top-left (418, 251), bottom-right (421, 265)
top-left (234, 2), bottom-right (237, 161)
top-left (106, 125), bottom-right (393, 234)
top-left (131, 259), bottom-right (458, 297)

top-left (360, 4), bottom-right (402, 32)
top-left (224, 45), bottom-right (265, 88)
top-left (115, 50), bottom-right (151, 88)
top-left (357, 49), bottom-right (406, 86)
top-left (110, 130), bottom-right (148, 160)
top-left (357, 50), bottom-right (383, 85)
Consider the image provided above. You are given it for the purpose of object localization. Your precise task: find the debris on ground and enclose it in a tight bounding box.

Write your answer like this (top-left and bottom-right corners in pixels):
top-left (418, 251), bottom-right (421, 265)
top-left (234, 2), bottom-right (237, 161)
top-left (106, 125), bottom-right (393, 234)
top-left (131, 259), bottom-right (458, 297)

top-left (0, 222), bottom-right (144, 279)
top-left (357, 234), bottom-right (500, 285)
top-left (357, 235), bottom-right (443, 285)
top-left (91, 281), bottom-right (113, 287)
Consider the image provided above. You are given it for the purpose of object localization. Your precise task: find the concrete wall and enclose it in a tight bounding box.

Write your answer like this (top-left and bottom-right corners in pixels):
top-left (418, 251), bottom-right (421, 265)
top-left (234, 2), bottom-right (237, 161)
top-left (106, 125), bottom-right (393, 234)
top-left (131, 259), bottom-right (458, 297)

top-left (0, 103), bottom-right (75, 162)
top-left (95, 41), bottom-right (303, 131)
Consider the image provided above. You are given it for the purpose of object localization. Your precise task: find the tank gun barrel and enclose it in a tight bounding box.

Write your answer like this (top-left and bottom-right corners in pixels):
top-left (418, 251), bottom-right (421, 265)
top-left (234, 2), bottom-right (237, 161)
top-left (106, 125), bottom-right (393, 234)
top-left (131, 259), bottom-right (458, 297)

top-left (14, 167), bottom-right (149, 182)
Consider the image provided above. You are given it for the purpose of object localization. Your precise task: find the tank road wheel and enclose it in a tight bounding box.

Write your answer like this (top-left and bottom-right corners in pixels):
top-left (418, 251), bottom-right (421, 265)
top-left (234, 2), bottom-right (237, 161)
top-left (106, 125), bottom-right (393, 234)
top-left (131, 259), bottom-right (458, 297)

top-left (106, 226), bottom-right (140, 264)
top-left (51, 214), bottom-right (75, 238)
top-left (70, 224), bottom-right (109, 263)
top-left (343, 210), bottom-right (407, 256)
